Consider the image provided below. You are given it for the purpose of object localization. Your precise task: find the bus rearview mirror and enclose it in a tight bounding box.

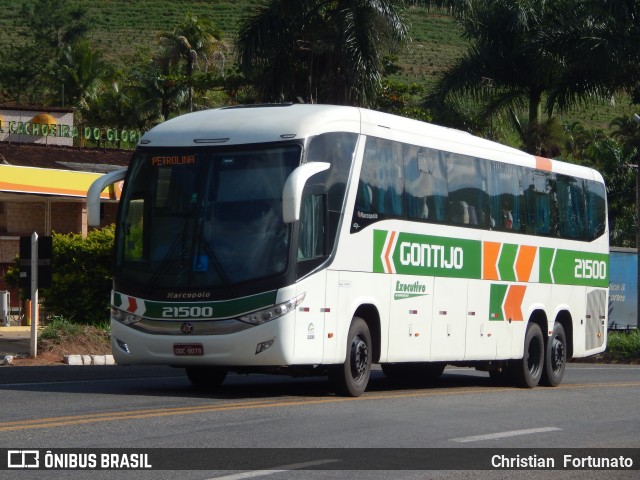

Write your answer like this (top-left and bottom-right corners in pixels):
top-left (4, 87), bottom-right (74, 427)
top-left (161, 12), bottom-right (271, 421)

top-left (282, 162), bottom-right (330, 223)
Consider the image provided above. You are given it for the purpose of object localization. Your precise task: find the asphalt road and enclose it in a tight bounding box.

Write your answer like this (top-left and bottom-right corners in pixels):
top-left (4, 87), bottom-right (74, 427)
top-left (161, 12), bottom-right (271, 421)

top-left (0, 363), bottom-right (638, 480)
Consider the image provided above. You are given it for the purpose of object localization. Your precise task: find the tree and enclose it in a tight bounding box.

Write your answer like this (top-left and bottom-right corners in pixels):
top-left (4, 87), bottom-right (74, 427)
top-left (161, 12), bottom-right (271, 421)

top-left (18, 0), bottom-right (90, 57)
top-left (40, 226), bottom-right (115, 324)
top-left (126, 57), bottom-right (189, 122)
top-left (3, 227), bottom-right (116, 324)
top-left (426, 2), bottom-right (556, 133)
top-left (422, 0), bottom-right (616, 154)
top-left (534, 0), bottom-right (640, 109)
top-left (236, 0), bottom-right (409, 106)
top-left (0, 0), bottom-right (91, 105)
top-left (52, 41), bottom-right (112, 108)
top-left (158, 13), bottom-right (225, 112)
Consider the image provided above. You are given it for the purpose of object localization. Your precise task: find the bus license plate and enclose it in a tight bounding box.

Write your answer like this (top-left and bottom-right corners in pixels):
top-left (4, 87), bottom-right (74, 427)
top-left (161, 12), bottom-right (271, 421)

top-left (173, 344), bottom-right (204, 356)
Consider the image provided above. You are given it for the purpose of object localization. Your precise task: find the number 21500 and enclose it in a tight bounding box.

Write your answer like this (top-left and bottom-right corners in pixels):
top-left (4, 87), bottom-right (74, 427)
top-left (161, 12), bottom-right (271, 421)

top-left (574, 258), bottom-right (607, 280)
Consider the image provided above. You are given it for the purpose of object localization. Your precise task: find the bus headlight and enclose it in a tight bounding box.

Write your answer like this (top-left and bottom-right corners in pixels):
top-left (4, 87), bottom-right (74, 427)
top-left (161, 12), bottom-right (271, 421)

top-left (239, 293), bottom-right (305, 325)
top-left (111, 307), bottom-right (143, 325)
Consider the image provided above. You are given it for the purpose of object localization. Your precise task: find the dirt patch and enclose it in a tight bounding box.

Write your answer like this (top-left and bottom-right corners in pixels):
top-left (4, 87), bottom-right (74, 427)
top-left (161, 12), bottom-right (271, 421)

top-left (573, 353), bottom-right (639, 365)
top-left (11, 326), bottom-right (111, 366)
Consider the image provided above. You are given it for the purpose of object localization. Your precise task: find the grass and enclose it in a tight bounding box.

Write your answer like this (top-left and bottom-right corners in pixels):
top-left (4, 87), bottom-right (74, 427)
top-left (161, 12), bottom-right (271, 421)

top-left (605, 330), bottom-right (640, 363)
top-left (38, 316), bottom-right (111, 354)
top-left (39, 315), bottom-right (84, 342)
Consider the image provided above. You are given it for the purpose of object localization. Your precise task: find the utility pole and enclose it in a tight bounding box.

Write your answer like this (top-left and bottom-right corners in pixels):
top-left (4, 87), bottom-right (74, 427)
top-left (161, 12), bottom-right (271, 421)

top-left (633, 114), bottom-right (640, 330)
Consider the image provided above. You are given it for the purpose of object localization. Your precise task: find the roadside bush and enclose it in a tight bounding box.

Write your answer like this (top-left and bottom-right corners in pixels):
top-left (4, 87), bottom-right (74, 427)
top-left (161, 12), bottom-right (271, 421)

top-left (40, 225), bottom-right (115, 325)
top-left (606, 330), bottom-right (640, 362)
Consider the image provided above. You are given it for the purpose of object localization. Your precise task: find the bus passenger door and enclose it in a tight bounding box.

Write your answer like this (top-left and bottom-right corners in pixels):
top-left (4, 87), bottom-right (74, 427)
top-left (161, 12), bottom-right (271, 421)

top-left (430, 277), bottom-right (467, 360)
top-left (292, 190), bottom-right (328, 364)
top-left (386, 275), bottom-right (433, 362)
top-left (293, 271), bottom-right (327, 364)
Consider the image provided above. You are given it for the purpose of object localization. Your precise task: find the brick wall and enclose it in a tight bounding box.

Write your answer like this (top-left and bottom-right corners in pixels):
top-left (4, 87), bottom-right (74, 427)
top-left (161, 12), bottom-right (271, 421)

top-left (51, 202), bottom-right (83, 233)
top-left (6, 202), bottom-right (45, 234)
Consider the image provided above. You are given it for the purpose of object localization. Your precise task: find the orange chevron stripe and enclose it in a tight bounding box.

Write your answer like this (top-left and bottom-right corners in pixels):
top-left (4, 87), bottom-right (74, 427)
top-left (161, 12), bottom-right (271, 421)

top-left (384, 231), bottom-right (397, 273)
top-left (504, 285), bottom-right (526, 321)
top-left (515, 245), bottom-right (537, 282)
top-left (483, 241), bottom-right (501, 280)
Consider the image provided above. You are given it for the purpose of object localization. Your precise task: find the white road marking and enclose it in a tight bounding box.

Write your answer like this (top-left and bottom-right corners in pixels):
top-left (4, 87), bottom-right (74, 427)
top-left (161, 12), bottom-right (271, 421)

top-left (451, 426), bottom-right (561, 443)
top-left (205, 459), bottom-right (340, 480)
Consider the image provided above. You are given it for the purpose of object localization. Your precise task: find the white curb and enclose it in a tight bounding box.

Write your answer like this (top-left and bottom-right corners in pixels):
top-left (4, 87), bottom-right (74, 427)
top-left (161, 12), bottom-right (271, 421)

top-left (64, 354), bottom-right (116, 365)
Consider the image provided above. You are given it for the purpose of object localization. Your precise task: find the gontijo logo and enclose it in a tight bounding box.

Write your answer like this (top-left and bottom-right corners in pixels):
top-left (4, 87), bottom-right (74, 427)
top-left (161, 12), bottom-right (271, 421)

top-left (374, 230), bottom-right (482, 279)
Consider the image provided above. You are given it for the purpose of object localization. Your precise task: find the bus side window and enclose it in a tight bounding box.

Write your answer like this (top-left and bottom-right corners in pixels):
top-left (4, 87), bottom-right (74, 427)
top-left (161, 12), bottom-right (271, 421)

top-left (488, 162), bottom-right (524, 232)
top-left (557, 174), bottom-right (586, 240)
top-left (353, 137), bottom-right (404, 229)
top-left (524, 170), bottom-right (555, 236)
top-left (446, 153), bottom-right (488, 227)
top-left (585, 179), bottom-right (607, 240)
top-left (404, 146), bottom-right (449, 223)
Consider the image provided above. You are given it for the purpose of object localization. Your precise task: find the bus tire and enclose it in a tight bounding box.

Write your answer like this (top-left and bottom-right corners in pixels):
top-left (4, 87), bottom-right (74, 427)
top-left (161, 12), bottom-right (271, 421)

top-left (510, 322), bottom-right (544, 388)
top-left (329, 317), bottom-right (372, 397)
top-left (185, 366), bottom-right (227, 390)
top-left (540, 322), bottom-right (567, 387)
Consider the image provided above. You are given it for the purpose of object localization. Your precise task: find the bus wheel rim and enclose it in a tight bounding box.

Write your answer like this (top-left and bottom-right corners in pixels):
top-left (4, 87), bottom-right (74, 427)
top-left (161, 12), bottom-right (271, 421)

top-left (551, 336), bottom-right (565, 373)
top-left (350, 335), bottom-right (369, 381)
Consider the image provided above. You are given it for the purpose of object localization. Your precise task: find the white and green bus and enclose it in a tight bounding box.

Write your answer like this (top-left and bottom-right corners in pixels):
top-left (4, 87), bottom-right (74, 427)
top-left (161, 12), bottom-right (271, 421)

top-left (88, 104), bottom-right (608, 396)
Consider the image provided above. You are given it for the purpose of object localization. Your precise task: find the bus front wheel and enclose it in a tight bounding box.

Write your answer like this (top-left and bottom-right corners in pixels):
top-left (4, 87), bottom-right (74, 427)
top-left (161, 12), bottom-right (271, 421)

top-left (329, 317), bottom-right (372, 397)
top-left (510, 322), bottom-right (544, 388)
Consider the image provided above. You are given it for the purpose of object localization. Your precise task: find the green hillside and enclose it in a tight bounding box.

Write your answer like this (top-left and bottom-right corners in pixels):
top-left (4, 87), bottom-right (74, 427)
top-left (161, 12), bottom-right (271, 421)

top-left (0, 1), bottom-right (466, 85)
top-left (0, 0), bottom-right (633, 129)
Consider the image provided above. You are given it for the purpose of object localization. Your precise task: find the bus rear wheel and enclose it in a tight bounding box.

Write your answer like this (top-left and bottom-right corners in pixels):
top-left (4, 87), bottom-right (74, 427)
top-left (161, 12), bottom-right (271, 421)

top-left (540, 322), bottom-right (567, 387)
top-left (185, 366), bottom-right (227, 390)
top-left (510, 322), bottom-right (544, 388)
top-left (329, 317), bottom-right (372, 397)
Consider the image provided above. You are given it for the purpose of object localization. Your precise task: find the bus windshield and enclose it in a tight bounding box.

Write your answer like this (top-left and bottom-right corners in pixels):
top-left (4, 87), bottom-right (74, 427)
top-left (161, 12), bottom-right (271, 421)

top-left (115, 145), bottom-right (301, 290)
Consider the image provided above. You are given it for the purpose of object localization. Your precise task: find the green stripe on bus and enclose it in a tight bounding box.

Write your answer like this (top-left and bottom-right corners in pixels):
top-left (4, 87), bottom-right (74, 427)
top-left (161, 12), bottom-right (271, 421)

top-left (113, 290), bottom-right (278, 320)
top-left (489, 284), bottom-right (508, 321)
top-left (497, 244), bottom-right (518, 281)
top-left (540, 248), bottom-right (609, 287)
top-left (374, 229), bottom-right (608, 288)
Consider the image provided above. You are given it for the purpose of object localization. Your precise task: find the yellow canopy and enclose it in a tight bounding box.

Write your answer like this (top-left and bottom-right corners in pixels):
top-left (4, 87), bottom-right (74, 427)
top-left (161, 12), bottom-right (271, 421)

top-left (0, 164), bottom-right (121, 199)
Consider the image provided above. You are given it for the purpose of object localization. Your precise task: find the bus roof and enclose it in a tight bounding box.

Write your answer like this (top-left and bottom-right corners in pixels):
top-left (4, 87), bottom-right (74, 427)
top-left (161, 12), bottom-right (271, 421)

top-left (139, 104), bottom-right (602, 182)
top-left (139, 104), bottom-right (361, 147)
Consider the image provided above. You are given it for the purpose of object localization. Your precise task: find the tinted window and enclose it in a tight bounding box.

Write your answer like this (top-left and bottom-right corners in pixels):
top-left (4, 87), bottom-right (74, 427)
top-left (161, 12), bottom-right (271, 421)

top-left (488, 162), bottom-right (524, 232)
top-left (404, 146), bottom-right (449, 223)
top-left (446, 153), bottom-right (488, 227)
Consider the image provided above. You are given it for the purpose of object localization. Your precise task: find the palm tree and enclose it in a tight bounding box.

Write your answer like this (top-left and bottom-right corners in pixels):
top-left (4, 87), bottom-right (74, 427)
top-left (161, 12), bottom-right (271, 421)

top-left (129, 55), bottom-right (189, 122)
top-left (236, 0), bottom-right (409, 106)
top-left (428, 2), bottom-right (562, 124)
top-left (423, 0), bottom-right (616, 153)
top-left (53, 41), bottom-right (112, 108)
top-left (158, 13), bottom-right (225, 112)
top-left (534, 0), bottom-right (640, 107)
